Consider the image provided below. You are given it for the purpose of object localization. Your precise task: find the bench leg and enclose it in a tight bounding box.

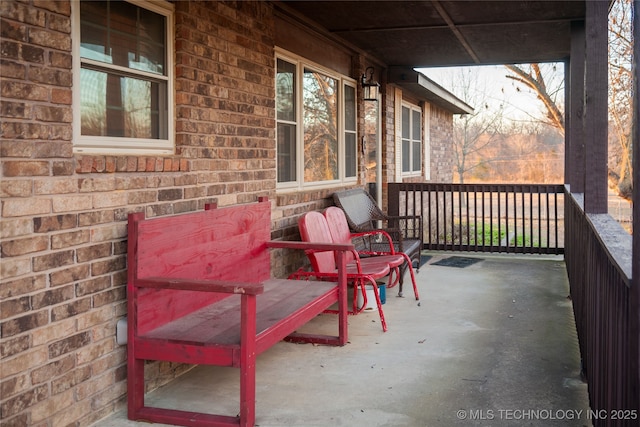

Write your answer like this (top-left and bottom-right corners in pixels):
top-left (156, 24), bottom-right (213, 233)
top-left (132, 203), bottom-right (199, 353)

top-left (127, 357), bottom-right (145, 419)
top-left (240, 295), bottom-right (257, 427)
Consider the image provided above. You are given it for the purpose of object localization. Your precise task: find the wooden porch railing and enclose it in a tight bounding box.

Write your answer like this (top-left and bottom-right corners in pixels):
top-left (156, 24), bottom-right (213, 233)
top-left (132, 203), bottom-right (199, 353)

top-left (387, 182), bottom-right (638, 425)
top-left (565, 192), bottom-right (637, 427)
top-left (387, 183), bottom-right (565, 254)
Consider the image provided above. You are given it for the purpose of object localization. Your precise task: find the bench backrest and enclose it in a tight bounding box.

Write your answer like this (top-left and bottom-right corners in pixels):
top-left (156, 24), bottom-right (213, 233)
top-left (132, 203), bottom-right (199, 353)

top-left (128, 199), bottom-right (271, 333)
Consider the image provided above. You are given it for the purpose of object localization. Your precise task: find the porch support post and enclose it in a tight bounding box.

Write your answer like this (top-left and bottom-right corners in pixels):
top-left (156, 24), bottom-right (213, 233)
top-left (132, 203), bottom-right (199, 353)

top-left (631, 0), bottom-right (640, 411)
top-left (567, 20), bottom-right (585, 193)
top-left (583, 0), bottom-right (608, 213)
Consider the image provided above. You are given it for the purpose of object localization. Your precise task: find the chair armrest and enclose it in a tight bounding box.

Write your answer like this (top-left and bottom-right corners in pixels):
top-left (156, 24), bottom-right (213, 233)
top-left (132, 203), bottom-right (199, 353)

top-left (350, 230), bottom-right (396, 254)
top-left (135, 277), bottom-right (265, 295)
top-left (385, 215), bottom-right (423, 240)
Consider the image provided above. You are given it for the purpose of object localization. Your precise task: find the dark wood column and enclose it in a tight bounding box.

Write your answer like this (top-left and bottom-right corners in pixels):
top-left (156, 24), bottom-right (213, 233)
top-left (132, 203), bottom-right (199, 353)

top-left (583, 0), bottom-right (609, 213)
top-left (631, 0), bottom-right (640, 408)
top-left (567, 21), bottom-right (585, 193)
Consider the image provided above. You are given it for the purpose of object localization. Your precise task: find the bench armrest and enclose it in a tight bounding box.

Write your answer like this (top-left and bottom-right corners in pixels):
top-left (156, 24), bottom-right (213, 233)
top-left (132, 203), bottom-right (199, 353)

top-left (135, 277), bottom-right (265, 295)
top-left (267, 240), bottom-right (354, 252)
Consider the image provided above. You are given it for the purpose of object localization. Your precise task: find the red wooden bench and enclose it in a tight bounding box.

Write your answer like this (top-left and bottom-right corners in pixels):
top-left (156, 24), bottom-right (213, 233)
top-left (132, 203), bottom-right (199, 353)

top-left (126, 198), bottom-right (352, 427)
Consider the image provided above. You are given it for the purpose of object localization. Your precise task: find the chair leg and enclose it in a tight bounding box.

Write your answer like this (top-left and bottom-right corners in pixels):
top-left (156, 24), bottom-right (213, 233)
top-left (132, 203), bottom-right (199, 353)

top-left (368, 278), bottom-right (387, 332)
top-left (398, 254), bottom-right (419, 300)
top-left (354, 278), bottom-right (387, 332)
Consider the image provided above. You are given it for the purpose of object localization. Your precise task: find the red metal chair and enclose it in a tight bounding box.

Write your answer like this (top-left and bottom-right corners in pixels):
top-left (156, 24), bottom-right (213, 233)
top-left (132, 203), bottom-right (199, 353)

top-left (293, 210), bottom-right (390, 331)
top-left (323, 206), bottom-right (419, 301)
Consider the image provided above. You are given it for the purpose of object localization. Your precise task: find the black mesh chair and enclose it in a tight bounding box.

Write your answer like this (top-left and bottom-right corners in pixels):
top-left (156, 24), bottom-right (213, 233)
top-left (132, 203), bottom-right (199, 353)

top-left (333, 188), bottom-right (423, 297)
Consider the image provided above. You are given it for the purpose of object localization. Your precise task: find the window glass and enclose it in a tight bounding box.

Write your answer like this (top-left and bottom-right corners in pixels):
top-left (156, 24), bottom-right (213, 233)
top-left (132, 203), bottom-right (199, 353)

top-left (275, 52), bottom-right (356, 188)
top-left (401, 104), bottom-right (422, 174)
top-left (402, 107), bottom-right (410, 139)
top-left (276, 59), bottom-right (296, 122)
top-left (76, 0), bottom-right (171, 152)
top-left (412, 140), bottom-right (421, 171)
top-left (345, 132), bottom-right (356, 177)
top-left (344, 85), bottom-right (356, 132)
top-left (402, 140), bottom-right (411, 172)
top-left (303, 68), bottom-right (338, 182)
top-left (277, 123), bottom-right (296, 183)
top-left (80, 69), bottom-right (164, 139)
top-left (412, 110), bottom-right (421, 140)
top-left (344, 84), bottom-right (357, 178)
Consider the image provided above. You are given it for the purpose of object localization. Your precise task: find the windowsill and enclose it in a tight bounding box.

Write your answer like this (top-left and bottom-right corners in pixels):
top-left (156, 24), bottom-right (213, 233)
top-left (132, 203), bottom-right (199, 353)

top-left (74, 154), bottom-right (188, 174)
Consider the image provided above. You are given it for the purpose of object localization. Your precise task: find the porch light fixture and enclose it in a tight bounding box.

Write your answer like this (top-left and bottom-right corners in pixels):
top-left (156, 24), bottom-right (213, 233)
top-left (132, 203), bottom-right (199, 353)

top-left (361, 66), bottom-right (380, 101)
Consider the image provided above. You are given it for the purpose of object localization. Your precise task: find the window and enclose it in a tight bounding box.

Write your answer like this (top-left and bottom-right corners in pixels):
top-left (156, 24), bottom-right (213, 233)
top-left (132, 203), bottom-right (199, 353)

top-left (401, 104), bottom-right (422, 175)
top-left (73, 0), bottom-right (174, 154)
top-left (276, 51), bottom-right (357, 189)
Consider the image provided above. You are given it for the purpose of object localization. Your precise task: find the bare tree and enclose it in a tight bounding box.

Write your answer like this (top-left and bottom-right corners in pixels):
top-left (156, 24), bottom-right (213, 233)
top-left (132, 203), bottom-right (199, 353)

top-left (449, 68), bottom-right (505, 183)
top-left (608, 0), bottom-right (633, 199)
top-left (504, 63), bottom-right (565, 134)
top-left (504, 0), bottom-right (633, 200)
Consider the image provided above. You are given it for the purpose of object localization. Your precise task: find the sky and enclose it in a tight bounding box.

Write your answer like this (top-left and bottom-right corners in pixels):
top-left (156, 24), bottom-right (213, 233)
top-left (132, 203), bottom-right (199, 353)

top-left (416, 63), bottom-right (565, 125)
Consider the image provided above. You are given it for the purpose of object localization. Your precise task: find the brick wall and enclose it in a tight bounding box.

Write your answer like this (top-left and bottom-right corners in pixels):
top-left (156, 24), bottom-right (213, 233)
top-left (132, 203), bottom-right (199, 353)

top-left (429, 104), bottom-right (455, 183)
top-left (0, 1), bottom-right (296, 426)
top-left (1, 2), bottom-right (456, 426)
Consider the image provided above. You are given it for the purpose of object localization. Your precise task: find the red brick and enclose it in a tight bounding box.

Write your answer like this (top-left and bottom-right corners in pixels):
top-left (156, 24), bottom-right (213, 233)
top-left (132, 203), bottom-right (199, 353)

top-left (33, 214), bottom-right (77, 232)
top-left (31, 285), bottom-right (75, 309)
top-left (0, 335), bottom-right (30, 358)
top-left (50, 264), bottom-right (90, 287)
top-left (51, 297), bottom-right (92, 321)
top-left (0, 275), bottom-right (47, 299)
top-left (0, 385), bottom-right (48, 418)
top-left (32, 249), bottom-right (74, 272)
top-left (0, 297), bottom-right (31, 318)
top-left (1, 235), bottom-right (48, 256)
top-left (1, 310), bottom-right (49, 337)
top-left (48, 332), bottom-right (91, 358)
top-left (76, 243), bottom-right (112, 263)
top-left (3, 161), bottom-right (50, 176)
top-left (30, 355), bottom-right (75, 385)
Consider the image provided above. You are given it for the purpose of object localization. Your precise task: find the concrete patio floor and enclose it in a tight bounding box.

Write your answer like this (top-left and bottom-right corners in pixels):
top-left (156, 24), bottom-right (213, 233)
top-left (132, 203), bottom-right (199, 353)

top-left (94, 253), bottom-right (591, 427)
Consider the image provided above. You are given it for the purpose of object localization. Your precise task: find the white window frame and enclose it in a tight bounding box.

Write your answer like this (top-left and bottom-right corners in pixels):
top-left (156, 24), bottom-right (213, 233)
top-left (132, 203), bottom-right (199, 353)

top-left (72, 0), bottom-right (175, 155)
top-left (275, 49), bottom-right (357, 191)
top-left (401, 102), bottom-right (423, 177)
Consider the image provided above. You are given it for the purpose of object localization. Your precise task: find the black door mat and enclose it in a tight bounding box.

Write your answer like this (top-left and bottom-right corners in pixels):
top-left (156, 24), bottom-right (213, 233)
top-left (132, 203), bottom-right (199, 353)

top-left (432, 256), bottom-right (483, 268)
top-left (419, 254), bottom-right (432, 268)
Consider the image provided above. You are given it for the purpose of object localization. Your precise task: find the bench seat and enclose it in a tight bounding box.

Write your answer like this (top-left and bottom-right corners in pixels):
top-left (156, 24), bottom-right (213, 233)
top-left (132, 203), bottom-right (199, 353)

top-left (137, 278), bottom-right (338, 363)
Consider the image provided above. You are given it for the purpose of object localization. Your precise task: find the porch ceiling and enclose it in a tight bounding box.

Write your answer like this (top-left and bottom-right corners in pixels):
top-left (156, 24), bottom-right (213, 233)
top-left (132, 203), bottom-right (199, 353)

top-left (278, 0), bottom-right (586, 67)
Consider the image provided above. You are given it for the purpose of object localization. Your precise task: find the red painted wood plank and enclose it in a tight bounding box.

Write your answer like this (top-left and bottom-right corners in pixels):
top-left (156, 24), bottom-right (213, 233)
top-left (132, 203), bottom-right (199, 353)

top-left (136, 277), bottom-right (264, 295)
top-left (135, 406), bottom-right (240, 427)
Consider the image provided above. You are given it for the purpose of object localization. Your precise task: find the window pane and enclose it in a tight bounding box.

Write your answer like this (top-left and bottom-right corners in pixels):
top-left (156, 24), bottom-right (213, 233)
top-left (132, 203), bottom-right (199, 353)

top-left (344, 85), bottom-right (356, 131)
top-left (412, 141), bottom-right (421, 172)
top-left (402, 140), bottom-right (410, 172)
top-left (413, 110), bottom-right (421, 140)
top-left (276, 59), bottom-right (296, 121)
top-left (80, 68), bottom-right (165, 139)
top-left (81, 1), bottom-right (165, 75)
top-left (402, 106), bottom-right (410, 139)
top-left (80, 2), bottom-right (110, 63)
top-left (277, 123), bottom-right (296, 183)
top-left (303, 69), bottom-right (338, 182)
top-left (345, 132), bottom-right (356, 178)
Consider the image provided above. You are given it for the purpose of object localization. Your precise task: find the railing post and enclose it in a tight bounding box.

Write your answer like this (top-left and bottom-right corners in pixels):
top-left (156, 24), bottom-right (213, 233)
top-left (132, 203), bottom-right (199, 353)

top-left (568, 20), bottom-right (586, 193)
top-left (388, 183), bottom-right (399, 216)
top-left (630, 0), bottom-right (640, 415)
top-left (583, 0), bottom-right (609, 213)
